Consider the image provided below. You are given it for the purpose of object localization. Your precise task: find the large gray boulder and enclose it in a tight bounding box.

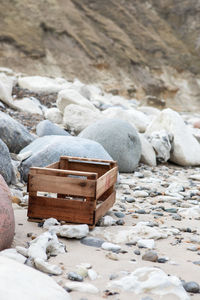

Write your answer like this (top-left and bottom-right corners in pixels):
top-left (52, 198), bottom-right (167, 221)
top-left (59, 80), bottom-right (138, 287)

top-left (36, 120), bottom-right (70, 137)
top-left (79, 118), bottom-right (142, 172)
top-left (0, 139), bottom-right (15, 184)
top-left (20, 135), bottom-right (112, 181)
top-left (0, 111), bottom-right (35, 153)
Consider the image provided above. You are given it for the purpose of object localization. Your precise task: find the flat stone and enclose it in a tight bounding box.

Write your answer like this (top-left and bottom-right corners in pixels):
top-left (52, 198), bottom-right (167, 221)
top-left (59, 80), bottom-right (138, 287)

top-left (80, 237), bottom-right (105, 248)
top-left (125, 197), bottom-right (135, 203)
top-left (114, 212), bottom-right (125, 218)
top-left (135, 209), bottom-right (147, 214)
top-left (68, 272), bottom-right (83, 282)
top-left (142, 251), bottom-right (158, 262)
top-left (183, 281), bottom-right (200, 293)
top-left (134, 250), bottom-right (141, 255)
top-left (157, 257), bottom-right (168, 263)
top-left (164, 208), bottom-right (178, 213)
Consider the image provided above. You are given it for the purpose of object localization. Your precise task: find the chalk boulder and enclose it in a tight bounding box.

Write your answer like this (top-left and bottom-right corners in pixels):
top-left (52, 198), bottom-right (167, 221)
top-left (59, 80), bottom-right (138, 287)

top-left (146, 108), bottom-right (200, 166)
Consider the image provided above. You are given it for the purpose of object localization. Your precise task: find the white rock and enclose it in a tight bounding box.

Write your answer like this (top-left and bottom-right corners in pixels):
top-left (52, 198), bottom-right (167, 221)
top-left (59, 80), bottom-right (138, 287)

top-left (0, 249), bottom-right (26, 264)
top-left (0, 73), bottom-right (16, 108)
top-left (102, 107), bottom-right (150, 133)
top-left (88, 269), bottom-right (98, 281)
top-left (43, 218), bottom-right (60, 229)
top-left (189, 174), bottom-right (200, 181)
top-left (57, 89), bottom-right (96, 112)
top-left (137, 239), bottom-right (155, 249)
top-left (101, 242), bottom-right (121, 252)
top-left (34, 258), bottom-right (63, 275)
top-left (139, 134), bottom-right (156, 166)
top-left (178, 206), bottom-right (200, 218)
top-left (98, 216), bottom-right (116, 226)
top-left (18, 76), bottom-right (71, 94)
top-left (107, 267), bottom-right (189, 300)
top-left (28, 231), bottom-right (66, 260)
top-left (63, 104), bottom-right (101, 133)
top-left (147, 130), bottom-right (172, 163)
top-left (166, 182), bottom-right (185, 194)
top-left (132, 191), bottom-right (149, 197)
top-left (146, 108), bottom-right (200, 166)
top-left (53, 224), bottom-right (89, 239)
top-left (0, 256), bottom-right (71, 300)
top-left (64, 282), bottom-right (99, 294)
top-left (45, 107), bottom-right (63, 124)
top-left (14, 97), bottom-right (44, 115)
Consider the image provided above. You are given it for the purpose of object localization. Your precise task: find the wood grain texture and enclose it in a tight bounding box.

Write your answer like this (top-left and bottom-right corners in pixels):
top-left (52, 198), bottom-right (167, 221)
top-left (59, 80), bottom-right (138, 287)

top-left (96, 167), bottom-right (118, 199)
top-left (95, 191), bottom-right (116, 223)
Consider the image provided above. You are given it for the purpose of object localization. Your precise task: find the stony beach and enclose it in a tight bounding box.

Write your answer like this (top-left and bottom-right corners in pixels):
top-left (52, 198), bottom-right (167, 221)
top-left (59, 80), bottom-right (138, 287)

top-left (0, 69), bottom-right (200, 300)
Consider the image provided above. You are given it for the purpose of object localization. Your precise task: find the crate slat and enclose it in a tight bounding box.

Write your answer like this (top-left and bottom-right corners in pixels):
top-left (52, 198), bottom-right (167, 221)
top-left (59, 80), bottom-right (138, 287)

top-left (28, 196), bottom-right (94, 224)
top-left (95, 191), bottom-right (116, 223)
top-left (96, 166), bottom-right (118, 199)
top-left (30, 167), bottom-right (97, 179)
top-left (28, 174), bottom-right (96, 197)
top-left (46, 162), bottom-right (60, 169)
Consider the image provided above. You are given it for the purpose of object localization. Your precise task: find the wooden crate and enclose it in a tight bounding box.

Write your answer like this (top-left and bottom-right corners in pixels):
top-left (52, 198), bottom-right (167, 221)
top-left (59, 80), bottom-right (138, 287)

top-left (27, 156), bottom-right (118, 227)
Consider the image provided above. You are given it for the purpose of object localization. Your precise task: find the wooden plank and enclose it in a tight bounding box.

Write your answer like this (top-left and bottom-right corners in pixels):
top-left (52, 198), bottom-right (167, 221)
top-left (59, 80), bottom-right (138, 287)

top-left (29, 167), bottom-right (97, 179)
top-left (28, 196), bottom-right (94, 224)
top-left (59, 157), bottom-right (68, 170)
top-left (94, 191), bottom-right (116, 223)
top-left (46, 162), bottom-right (60, 169)
top-left (28, 174), bottom-right (96, 197)
top-left (67, 161), bottom-right (110, 178)
top-left (60, 156), bottom-right (116, 165)
top-left (96, 166), bottom-right (118, 199)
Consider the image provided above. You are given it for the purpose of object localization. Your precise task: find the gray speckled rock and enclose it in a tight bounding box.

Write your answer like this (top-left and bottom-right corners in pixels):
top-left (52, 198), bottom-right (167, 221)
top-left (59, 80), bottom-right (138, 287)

top-left (79, 118), bottom-right (141, 172)
top-left (183, 281), bottom-right (199, 293)
top-left (36, 120), bottom-right (70, 137)
top-left (0, 139), bottom-right (15, 184)
top-left (20, 135), bottom-right (112, 181)
top-left (0, 111), bottom-right (34, 153)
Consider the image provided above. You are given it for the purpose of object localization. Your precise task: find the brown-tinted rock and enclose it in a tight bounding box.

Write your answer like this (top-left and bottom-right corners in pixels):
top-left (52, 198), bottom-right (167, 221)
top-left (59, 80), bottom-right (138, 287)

top-left (0, 175), bottom-right (15, 250)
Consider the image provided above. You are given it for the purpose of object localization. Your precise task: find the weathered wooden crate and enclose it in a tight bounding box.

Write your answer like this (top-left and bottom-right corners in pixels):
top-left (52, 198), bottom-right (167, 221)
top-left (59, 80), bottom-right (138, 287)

top-left (27, 156), bottom-right (118, 227)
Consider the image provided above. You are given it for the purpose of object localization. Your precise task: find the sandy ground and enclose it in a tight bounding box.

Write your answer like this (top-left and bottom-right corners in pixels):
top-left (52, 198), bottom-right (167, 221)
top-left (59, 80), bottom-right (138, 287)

top-left (12, 167), bottom-right (200, 300)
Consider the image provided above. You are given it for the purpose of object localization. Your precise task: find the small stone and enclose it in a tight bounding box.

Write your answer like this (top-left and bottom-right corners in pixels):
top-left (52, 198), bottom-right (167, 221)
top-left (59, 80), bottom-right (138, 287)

top-left (137, 239), bottom-right (155, 249)
top-left (125, 197), bottom-right (135, 203)
top-left (135, 209), bottom-right (147, 214)
top-left (183, 281), bottom-right (200, 293)
top-left (114, 212), bottom-right (125, 218)
top-left (142, 251), bottom-right (158, 262)
top-left (141, 297), bottom-right (154, 300)
top-left (133, 191), bottom-right (149, 197)
top-left (157, 257), bottom-right (168, 263)
top-left (68, 272), bottom-right (84, 282)
top-left (193, 261), bottom-right (200, 266)
top-left (109, 274), bottom-right (119, 280)
top-left (116, 219), bottom-right (125, 225)
top-left (101, 242), bottom-right (121, 252)
top-left (80, 237), bottom-right (105, 248)
top-left (187, 245), bottom-right (198, 252)
top-left (164, 208), bottom-right (178, 213)
top-left (134, 250), bottom-right (141, 255)
top-left (172, 214), bottom-right (182, 221)
top-left (106, 252), bottom-right (119, 261)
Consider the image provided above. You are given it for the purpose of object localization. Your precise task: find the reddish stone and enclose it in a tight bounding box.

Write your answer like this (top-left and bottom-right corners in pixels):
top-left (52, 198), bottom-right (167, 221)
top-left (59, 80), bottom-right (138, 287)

top-left (194, 121), bottom-right (200, 129)
top-left (0, 175), bottom-right (15, 250)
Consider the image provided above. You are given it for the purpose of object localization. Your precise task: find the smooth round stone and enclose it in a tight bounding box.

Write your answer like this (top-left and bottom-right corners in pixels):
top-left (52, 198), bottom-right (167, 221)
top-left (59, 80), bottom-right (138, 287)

top-left (183, 281), bottom-right (200, 293)
top-left (114, 212), bottom-right (125, 218)
top-left (193, 261), bottom-right (200, 266)
top-left (152, 212), bottom-right (164, 216)
top-left (187, 245), bottom-right (198, 252)
top-left (142, 251), bottom-right (158, 262)
top-left (134, 250), bottom-right (141, 255)
top-left (80, 237), bottom-right (105, 248)
top-left (116, 219), bottom-right (125, 225)
top-left (68, 272), bottom-right (83, 282)
top-left (125, 197), bottom-right (135, 203)
top-left (172, 214), bottom-right (182, 221)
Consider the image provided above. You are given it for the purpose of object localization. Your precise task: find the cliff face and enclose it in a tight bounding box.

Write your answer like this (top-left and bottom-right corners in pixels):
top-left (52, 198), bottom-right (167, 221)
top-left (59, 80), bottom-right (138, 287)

top-left (0, 0), bottom-right (200, 110)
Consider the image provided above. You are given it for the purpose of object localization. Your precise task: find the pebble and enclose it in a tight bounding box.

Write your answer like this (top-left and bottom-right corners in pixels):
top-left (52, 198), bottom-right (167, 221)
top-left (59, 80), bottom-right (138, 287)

top-left (80, 237), bottom-right (105, 248)
top-left (68, 272), bottom-right (84, 282)
top-left (137, 239), bottom-right (155, 249)
top-left (116, 219), bottom-right (125, 225)
top-left (142, 251), bottom-right (158, 262)
top-left (164, 208), bottom-right (178, 213)
top-left (114, 212), bottom-right (125, 218)
top-left (157, 257), bottom-right (168, 263)
top-left (101, 242), bottom-right (121, 252)
top-left (132, 191), bottom-right (149, 197)
top-left (134, 250), bottom-right (141, 255)
top-left (183, 281), bottom-right (200, 293)
top-left (125, 197), bottom-right (135, 203)
top-left (187, 245), bottom-right (198, 252)
top-left (172, 214), bottom-right (182, 221)
top-left (193, 261), bottom-right (200, 266)
top-left (106, 252), bottom-right (119, 261)
top-left (135, 209), bottom-right (147, 214)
